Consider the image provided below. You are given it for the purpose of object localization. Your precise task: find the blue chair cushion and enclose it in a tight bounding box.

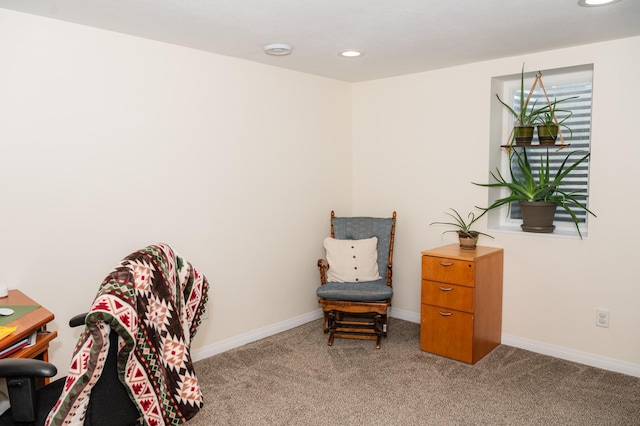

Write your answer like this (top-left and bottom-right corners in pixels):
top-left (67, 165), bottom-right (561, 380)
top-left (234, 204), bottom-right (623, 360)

top-left (316, 279), bottom-right (393, 302)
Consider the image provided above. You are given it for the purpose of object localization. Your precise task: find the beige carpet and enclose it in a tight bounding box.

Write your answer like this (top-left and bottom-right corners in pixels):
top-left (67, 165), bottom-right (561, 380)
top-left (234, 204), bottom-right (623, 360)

top-left (191, 319), bottom-right (640, 425)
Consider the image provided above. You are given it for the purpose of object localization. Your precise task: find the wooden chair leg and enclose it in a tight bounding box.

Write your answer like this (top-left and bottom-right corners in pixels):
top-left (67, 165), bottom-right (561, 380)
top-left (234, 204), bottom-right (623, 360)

top-left (374, 314), bottom-right (383, 349)
top-left (382, 315), bottom-right (388, 337)
top-left (322, 309), bottom-right (389, 348)
top-left (327, 311), bottom-right (336, 345)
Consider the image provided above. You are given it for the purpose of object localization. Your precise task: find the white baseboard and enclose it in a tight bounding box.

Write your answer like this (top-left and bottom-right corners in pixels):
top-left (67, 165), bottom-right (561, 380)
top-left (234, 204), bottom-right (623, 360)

top-left (390, 309), bottom-right (640, 378)
top-left (192, 309), bottom-right (324, 362)
top-left (192, 308), bottom-right (640, 379)
top-left (390, 307), bottom-right (420, 323)
top-left (192, 308), bottom-right (415, 361)
top-left (502, 333), bottom-right (640, 378)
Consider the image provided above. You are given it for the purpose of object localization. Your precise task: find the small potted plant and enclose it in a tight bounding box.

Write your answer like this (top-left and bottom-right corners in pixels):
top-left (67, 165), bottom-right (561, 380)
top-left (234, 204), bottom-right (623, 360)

top-left (430, 208), bottom-right (494, 250)
top-left (473, 147), bottom-right (596, 238)
top-left (535, 97), bottom-right (577, 145)
top-left (496, 64), bottom-right (548, 145)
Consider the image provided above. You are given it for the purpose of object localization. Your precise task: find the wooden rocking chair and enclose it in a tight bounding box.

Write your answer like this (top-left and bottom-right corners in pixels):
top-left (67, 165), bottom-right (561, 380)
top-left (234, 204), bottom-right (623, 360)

top-left (316, 211), bottom-right (396, 348)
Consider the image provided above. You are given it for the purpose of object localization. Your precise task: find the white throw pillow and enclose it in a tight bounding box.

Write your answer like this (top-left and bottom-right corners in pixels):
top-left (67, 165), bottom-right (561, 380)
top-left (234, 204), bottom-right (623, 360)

top-left (324, 237), bottom-right (381, 283)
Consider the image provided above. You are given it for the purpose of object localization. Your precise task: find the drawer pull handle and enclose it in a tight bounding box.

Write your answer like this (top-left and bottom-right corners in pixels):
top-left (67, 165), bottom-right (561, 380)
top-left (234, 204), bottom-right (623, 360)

top-left (439, 286), bottom-right (453, 292)
top-left (438, 311), bottom-right (453, 317)
top-left (439, 261), bottom-right (454, 267)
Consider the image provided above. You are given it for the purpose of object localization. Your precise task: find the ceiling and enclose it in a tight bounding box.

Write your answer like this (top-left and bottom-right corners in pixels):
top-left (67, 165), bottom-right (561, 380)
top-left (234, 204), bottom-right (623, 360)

top-left (2, 0), bottom-right (640, 82)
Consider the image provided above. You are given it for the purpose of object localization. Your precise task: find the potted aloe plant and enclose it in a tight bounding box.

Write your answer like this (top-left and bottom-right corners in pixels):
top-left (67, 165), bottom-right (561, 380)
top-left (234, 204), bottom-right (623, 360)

top-left (496, 64), bottom-right (547, 145)
top-left (430, 208), bottom-right (494, 250)
top-left (473, 147), bottom-right (596, 238)
top-left (535, 97), bottom-right (577, 145)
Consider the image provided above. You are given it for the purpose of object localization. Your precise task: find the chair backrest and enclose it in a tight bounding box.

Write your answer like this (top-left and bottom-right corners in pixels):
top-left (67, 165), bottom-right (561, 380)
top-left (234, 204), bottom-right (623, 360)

top-left (46, 244), bottom-right (208, 425)
top-left (84, 329), bottom-right (141, 425)
top-left (331, 211), bottom-right (397, 285)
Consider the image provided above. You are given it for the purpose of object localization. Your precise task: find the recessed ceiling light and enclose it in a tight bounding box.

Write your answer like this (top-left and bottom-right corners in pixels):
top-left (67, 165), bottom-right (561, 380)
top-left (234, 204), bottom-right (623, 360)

top-left (264, 43), bottom-right (293, 56)
top-left (340, 50), bottom-right (364, 58)
top-left (577, 0), bottom-right (621, 6)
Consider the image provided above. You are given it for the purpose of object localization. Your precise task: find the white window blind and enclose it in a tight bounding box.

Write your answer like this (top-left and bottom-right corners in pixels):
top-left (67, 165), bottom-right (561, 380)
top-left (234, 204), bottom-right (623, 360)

top-left (507, 77), bottom-right (593, 226)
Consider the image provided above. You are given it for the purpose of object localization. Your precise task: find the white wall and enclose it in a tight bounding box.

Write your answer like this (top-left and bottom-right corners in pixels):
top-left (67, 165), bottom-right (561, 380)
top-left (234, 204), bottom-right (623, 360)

top-left (352, 36), bottom-right (640, 373)
top-left (0, 9), bottom-right (352, 373)
top-left (2, 7), bottom-right (639, 379)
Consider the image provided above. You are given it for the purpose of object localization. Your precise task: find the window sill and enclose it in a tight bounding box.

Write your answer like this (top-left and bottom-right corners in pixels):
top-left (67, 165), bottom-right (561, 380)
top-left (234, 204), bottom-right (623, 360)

top-left (488, 224), bottom-right (588, 239)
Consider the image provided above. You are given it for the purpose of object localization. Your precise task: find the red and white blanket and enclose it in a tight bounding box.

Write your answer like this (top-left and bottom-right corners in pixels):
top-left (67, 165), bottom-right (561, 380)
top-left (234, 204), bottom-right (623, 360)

top-left (46, 244), bottom-right (209, 426)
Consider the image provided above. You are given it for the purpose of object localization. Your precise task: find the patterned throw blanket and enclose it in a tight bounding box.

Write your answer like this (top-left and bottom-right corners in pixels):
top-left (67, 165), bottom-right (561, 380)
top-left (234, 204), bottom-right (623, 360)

top-left (46, 244), bottom-right (209, 426)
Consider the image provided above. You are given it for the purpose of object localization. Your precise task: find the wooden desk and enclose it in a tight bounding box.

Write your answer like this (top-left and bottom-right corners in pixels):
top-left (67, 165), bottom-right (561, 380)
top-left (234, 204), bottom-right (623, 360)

top-left (0, 290), bottom-right (57, 368)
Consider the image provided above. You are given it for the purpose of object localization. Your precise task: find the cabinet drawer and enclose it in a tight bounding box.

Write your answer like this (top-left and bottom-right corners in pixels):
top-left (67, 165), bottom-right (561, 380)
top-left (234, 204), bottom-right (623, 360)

top-left (420, 304), bottom-right (474, 363)
top-left (421, 280), bottom-right (474, 313)
top-left (422, 256), bottom-right (475, 287)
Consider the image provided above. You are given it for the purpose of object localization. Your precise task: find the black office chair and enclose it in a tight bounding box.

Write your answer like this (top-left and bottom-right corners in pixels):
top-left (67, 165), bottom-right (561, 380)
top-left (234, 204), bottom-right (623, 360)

top-left (0, 243), bottom-right (208, 426)
top-left (0, 314), bottom-right (140, 426)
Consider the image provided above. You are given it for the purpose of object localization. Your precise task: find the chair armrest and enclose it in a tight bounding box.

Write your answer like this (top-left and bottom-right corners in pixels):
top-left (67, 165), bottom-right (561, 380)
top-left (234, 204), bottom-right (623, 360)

top-left (0, 359), bottom-right (57, 424)
top-left (317, 259), bottom-right (329, 285)
top-left (69, 312), bottom-right (88, 327)
top-left (0, 358), bottom-right (57, 378)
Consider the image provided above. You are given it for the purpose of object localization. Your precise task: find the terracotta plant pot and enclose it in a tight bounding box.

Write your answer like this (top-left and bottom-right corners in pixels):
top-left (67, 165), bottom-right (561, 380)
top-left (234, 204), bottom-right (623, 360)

top-left (519, 201), bottom-right (557, 233)
top-left (458, 231), bottom-right (478, 250)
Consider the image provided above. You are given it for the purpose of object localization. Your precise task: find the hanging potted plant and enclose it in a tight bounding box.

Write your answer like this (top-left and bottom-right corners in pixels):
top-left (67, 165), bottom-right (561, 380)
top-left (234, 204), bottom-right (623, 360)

top-left (430, 208), bottom-right (494, 250)
top-left (535, 97), bottom-right (577, 145)
top-left (496, 64), bottom-right (548, 146)
top-left (473, 148), bottom-right (596, 238)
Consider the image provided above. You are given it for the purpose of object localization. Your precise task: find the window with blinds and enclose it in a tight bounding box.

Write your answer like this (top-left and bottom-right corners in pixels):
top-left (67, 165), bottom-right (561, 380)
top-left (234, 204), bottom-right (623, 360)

top-left (489, 64), bottom-right (594, 237)
top-left (509, 80), bottom-right (593, 224)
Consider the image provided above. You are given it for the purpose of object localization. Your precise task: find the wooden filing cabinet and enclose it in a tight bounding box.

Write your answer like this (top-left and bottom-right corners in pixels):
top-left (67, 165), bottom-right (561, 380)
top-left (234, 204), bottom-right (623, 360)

top-left (420, 244), bottom-right (503, 364)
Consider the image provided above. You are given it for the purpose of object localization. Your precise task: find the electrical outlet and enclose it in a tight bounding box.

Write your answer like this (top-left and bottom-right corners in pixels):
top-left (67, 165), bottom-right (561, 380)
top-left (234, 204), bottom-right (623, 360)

top-left (596, 308), bottom-right (610, 328)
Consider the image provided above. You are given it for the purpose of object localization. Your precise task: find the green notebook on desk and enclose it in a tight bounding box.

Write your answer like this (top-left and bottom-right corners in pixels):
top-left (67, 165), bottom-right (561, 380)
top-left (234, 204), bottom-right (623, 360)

top-left (0, 305), bottom-right (40, 326)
